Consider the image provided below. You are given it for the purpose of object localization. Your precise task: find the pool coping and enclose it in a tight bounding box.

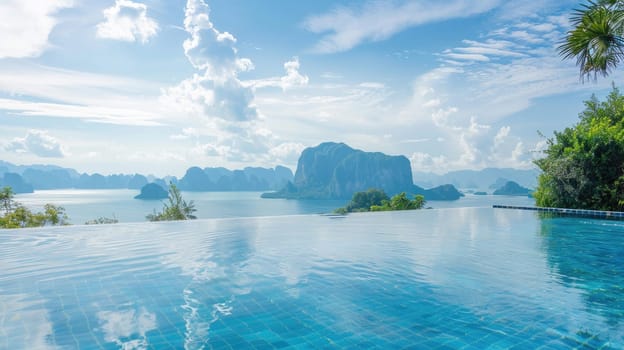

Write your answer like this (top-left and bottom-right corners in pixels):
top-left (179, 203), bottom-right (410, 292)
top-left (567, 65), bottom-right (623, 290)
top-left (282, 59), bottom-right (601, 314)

top-left (493, 205), bottom-right (624, 220)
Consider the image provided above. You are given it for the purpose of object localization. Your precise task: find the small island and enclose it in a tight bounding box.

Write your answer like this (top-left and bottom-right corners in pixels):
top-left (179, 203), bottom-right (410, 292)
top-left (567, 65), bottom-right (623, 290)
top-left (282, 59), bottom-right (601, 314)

top-left (334, 189), bottom-right (425, 214)
top-left (135, 183), bottom-right (168, 200)
top-left (493, 181), bottom-right (531, 196)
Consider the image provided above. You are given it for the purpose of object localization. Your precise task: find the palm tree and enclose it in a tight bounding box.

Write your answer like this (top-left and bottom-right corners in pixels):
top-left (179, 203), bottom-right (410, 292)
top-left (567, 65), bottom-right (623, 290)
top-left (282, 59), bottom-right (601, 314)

top-left (146, 183), bottom-right (197, 221)
top-left (559, 0), bottom-right (624, 81)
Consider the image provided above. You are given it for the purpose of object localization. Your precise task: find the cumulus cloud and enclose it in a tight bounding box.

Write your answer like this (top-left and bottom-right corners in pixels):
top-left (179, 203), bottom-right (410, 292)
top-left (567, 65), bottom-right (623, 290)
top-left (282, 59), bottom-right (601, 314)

top-left (245, 57), bottom-right (309, 90)
top-left (402, 60), bottom-right (548, 173)
top-left (303, 0), bottom-right (500, 53)
top-left (163, 0), bottom-right (258, 122)
top-left (487, 126), bottom-right (535, 168)
top-left (5, 130), bottom-right (66, 158)
top-left (269, 142), bottom-right (305, 164)
top-left (96, 0), bottom-right (159, 44)
top-left (162, 73), bottom-right (258, 122)
top-left (161, 0), bottom-right (315, 168)
top-left (182, 0), bottom-right (251, 79)
top-left (0, 0), bottom-right (73, 58)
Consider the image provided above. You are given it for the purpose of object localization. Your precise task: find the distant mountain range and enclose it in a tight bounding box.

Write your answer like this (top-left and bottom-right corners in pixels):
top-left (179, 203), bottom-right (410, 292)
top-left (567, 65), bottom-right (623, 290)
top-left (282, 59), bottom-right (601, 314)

top-left (0, 154), bottom-right (540, 197)
top-left (412, 168), bottom-right (540, 190)
top-left (0, 160), bottom-right (293, 194)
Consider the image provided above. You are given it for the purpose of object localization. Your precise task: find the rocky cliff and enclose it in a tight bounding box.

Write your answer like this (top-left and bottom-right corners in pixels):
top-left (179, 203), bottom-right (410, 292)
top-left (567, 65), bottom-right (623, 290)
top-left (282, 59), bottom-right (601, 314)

top-left (263, 142), bottom-right (461, 200)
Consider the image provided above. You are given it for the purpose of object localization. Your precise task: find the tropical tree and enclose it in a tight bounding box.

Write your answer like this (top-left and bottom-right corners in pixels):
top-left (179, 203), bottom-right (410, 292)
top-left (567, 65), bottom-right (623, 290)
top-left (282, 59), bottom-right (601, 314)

top-left (0, 186), bottom-right (69, 228)
top-left (0, 187), bottom-right (16, 216)
top-left (147, 183), bottom-right (197, 221)
top-left (559, 0), bottom-right (624, 81)
top-left (335, 189), bottom-right (426, 213)
top-left (370, 193), bottom-right (426, 211)
top-left (534, 87), bottom-right (624, 210)
top-left (334, 189), bottom-right (389, 214)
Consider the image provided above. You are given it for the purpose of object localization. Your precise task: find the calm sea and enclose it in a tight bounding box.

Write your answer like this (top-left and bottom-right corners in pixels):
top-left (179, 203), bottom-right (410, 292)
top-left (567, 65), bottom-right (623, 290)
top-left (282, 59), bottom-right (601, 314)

top-left (14, 189), bottom-right (534, 225)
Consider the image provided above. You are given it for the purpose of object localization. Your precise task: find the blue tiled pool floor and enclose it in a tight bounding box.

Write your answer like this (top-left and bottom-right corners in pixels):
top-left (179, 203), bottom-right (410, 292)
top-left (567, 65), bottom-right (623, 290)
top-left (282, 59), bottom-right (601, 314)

top-left (1, 208), bottom-right (623, 349)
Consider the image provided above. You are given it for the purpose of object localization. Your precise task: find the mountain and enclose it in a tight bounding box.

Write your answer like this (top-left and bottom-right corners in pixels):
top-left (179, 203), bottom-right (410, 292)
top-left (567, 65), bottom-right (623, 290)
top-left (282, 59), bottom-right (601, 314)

top-left (0, 160), bottom-right (292, 192)
top-left (493, 181), bottom-right (532, 196)
top-left (177, 166), bottom-right (293, 191)
top-left (22, 168), bottom-right (74, 189)
top-left (0, 173), bottom-right (33, 193)
top-left (135, 183), bottom-right (168, 200)
top-left (413, 168), bottom-right (539, 190)
top-left (262, 142), bottom-right (462, 200)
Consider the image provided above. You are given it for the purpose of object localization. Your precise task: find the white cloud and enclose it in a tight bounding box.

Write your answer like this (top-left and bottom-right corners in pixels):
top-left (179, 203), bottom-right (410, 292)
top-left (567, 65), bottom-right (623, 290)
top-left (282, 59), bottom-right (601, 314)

top-left (282, 58), bottom-right (310, 88)
top-left (96, 0), bottom-right (159, 44)
top-left (0, 63), bottom-right (165, 126)
top-left (0, 0), bottom-right (73, 58)
top-left (395, 8), bottom-right (606, 174)
top-left (269, 142), bottom-right (305, 164)
top-left (162, 73), bottom-right (258, 122)
top-left (163, 0), bottom-right (258, 123)
top-left (5, 130), bottom-right (66, 158)
top-left (496, 1), bottom-right (574, 20)
top-left (493, 126), bottom-right (511, 148)
top-left (245, 57), bottom-right (309, 90)
top-left (303, 0), bottom-right (501, 53)
top-left (182, 0), bottom-right (251, 79)
top-left (97, 307), bottom-right (156, 349)
top-left (442, 53), bottom-right (490, 62)
top-left (487, 126), bottom-right (536, 169)
top-left (0, 98), bottom-right (162, 126)
top-left (508, 30), bottom-right (543, 44)
top-left (160, 0), bottom-right (315, 168)
top-left (517, 22), bottom-right (556, 32)
top-left (441, 39), bottom-right (526, 63)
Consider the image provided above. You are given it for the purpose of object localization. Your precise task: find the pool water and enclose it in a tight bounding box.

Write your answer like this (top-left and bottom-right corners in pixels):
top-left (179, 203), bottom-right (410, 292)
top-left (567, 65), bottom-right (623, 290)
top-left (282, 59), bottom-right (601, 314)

top-left (1, 208), bottom-right (623, 349)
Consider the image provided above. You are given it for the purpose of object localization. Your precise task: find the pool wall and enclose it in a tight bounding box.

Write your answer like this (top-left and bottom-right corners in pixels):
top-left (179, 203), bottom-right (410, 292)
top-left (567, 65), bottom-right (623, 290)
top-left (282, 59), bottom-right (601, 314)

top-left (494, 205), bottom-right (624, 220)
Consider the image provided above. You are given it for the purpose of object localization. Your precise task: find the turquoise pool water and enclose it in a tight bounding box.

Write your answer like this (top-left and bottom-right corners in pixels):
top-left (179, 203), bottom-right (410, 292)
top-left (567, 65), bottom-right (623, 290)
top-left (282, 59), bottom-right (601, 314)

top-left (1, 208), bottom-right (623, 349)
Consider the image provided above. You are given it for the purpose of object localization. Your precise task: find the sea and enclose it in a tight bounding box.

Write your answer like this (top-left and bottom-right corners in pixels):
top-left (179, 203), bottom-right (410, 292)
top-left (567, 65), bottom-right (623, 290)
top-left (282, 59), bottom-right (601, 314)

top-left (14, 189), bottom-right (535, 225)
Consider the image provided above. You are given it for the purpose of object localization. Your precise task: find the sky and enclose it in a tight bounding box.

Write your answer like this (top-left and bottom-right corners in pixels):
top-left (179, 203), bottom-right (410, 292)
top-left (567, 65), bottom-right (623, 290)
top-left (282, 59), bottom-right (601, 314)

top-left (1, 0), bottom-right (623, 178)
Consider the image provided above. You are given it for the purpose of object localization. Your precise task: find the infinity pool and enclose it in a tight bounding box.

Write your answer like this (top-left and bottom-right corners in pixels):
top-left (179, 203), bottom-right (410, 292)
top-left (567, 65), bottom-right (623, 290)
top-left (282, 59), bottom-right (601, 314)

top-left (1, 208), bottom-right (623, 349)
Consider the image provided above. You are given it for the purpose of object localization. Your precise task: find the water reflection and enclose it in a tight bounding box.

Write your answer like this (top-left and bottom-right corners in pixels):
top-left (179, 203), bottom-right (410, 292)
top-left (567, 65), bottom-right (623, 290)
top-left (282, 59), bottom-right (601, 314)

top-left (157, 220), bottom-right (258, 348)
top-left (97, 306), bottom-right (157, 350)
top-left (539, 216), bottom-right (624, 325)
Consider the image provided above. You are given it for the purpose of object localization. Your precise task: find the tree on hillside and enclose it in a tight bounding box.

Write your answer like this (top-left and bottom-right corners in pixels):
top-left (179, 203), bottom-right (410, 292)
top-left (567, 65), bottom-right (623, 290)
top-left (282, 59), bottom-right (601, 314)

top-left (559, 0), bottom-right (624, 80)
top-left (147, 183), bottom-right (197, 221)
top-left (534, 87), bottom-right (624, 210)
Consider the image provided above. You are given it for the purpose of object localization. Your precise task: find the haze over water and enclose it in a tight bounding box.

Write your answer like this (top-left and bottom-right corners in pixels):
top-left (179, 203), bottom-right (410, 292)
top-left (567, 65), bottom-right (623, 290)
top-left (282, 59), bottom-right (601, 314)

top-left (15, 190), bottom-right (534, 225)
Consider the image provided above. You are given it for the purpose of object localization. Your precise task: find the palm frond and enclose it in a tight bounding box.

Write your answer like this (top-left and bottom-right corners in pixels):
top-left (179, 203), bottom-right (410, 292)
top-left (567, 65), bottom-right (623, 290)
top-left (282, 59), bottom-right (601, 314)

top-left (559, 0), bottom-right (624, 81)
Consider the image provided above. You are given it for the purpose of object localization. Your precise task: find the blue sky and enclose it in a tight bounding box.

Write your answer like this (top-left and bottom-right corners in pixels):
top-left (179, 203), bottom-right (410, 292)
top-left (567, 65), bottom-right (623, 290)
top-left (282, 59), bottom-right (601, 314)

top-left (1, 0), bottom-right (621, 177)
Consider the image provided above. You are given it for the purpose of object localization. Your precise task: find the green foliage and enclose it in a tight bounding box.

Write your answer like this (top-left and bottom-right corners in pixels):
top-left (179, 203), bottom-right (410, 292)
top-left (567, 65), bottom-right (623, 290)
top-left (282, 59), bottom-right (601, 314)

top-left (370, 193), bottom-right (426, 212)
top-left (534, 87), bottom-right (624, 210)
top-left (559, 0), bottom-right (624, 81)
top-left (334, 188), bottom-right (389, 213)
top-left (0, 186), bottom-right (17, 216)
top-left (0, 186), bottom-right (69, 228)
top-left (147, 183), bottom-right (197, 221)
top-left (335, 189), bottom-right (425, 213)
top-left (85, 216), bottom-right (119, 225)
